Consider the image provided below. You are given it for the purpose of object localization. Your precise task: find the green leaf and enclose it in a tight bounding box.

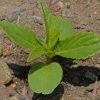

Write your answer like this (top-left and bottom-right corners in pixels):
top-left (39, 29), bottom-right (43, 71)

top-left (0, 21), bottom-right (40, 48)
top-left (57, 16), bottom-right (75, 40)
top-left (41, 2), bottom-right (75, 48)
top-left (37, 38), bottom-right (47, 49)
top-left (41, 3), bottom-right (60, 49)
top-left (27, 46), bottom-right (46, 62)
top-left (55, 32), bottom-right (100, 59)
top-left (28, 62), bottom-right (63, 94)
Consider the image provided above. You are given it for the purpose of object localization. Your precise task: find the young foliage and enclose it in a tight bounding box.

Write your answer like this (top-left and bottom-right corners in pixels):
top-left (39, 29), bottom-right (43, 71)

top-left (41, 2), bottom-right (75, 49)
top-left (0, 21), bottom-right (40, 48)
top-left (55, 32), bottom-right (100, 59)
top-left (28, 62), bottom-right (62, 94)
top-left (27, 46), bottom-right (46, 62)
top-left (0, 1), bottom-right (100, 95)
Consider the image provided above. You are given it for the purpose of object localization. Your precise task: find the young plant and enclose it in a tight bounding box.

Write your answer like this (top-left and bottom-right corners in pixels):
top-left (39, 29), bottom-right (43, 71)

top-left (0, 2), bottom-right (100, 94)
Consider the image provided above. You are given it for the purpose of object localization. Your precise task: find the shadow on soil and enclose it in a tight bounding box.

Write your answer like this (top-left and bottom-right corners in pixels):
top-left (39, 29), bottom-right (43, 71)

top-left (7, 63), bottom-right (30, 79)
top-left (32, 84), bottom-right (64, 100)
top-left (63, 65), bottom-right (100, 86)
top-left (53, 56), bottom-right (100, 87)
top-left (7, 56), bottom-right (100, 100)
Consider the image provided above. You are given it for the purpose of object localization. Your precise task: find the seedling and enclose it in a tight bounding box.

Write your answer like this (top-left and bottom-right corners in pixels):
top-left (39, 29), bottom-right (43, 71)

top-left (0, 2), bottom-right (100, 94)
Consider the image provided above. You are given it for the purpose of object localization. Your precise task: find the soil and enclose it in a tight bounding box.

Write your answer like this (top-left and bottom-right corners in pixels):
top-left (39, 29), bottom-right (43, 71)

top-left (0, 0), bottom-right (100, 100)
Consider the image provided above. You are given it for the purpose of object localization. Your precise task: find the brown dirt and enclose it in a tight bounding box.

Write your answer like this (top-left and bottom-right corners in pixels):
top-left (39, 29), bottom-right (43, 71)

top-left (0, 0), bottom-right (100, 100)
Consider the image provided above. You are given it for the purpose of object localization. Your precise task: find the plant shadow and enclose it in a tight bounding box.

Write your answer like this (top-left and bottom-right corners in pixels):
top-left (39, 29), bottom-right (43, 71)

top-left (52, 56), bottom-right (100, 87)
top-left (63, 65), bottom-right (100, 86)
top-left (7, 56), bottom-right (100, 100)
top-left (32, 84), bottom-right (64, 100)
top-left (7, 63), bottom-right (30, 79)
top-left (7, 63), bottom-right (64, 100)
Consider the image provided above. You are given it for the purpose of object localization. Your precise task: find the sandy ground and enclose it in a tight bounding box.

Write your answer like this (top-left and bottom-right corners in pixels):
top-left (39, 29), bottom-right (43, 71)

top-left (0, 0), bottom-right (100, 100)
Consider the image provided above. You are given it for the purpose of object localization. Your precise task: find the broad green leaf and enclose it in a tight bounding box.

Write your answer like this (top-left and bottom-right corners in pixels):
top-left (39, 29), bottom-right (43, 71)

top-left (56, 43), bottom-right (100, 59)
top-left (41, 2), bottom-right (75, 48)
top-left (56, 32), bottom-right (100, 50)
top-left (57, 16), bottom-right (75, 40)
top-left (28, 62), bottom-right (63, 94)
top-left (55, 32), bottom-right (100, 59)
top-left (27, 46), bottom-right (46, 62)
top-left (47, 22), bottom-right (60, 49)
top-left (41, 2), bottom-right (60, 49)
top-left (0, 21), bottom-right (40, 48)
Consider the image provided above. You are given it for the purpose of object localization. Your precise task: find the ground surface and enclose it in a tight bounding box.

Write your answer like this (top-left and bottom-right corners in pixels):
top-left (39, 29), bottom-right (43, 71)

top-left (0, 0), bottom-right (100, 100)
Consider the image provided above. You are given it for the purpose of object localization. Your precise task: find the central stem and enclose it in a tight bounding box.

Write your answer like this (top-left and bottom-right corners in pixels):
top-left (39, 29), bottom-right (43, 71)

top-left (46, 56), bottom-right (52, 64)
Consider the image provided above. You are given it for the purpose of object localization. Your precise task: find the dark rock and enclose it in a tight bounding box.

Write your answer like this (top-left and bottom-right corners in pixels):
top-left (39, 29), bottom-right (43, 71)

top-left (85, 71), bottom-right (97, 81)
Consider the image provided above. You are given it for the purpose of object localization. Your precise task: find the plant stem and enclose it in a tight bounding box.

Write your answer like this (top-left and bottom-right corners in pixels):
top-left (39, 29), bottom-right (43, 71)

top-left (46, 56), bottom-right (52, 64)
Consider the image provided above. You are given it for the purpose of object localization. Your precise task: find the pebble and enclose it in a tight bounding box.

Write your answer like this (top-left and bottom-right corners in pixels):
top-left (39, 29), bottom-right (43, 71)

top-left (28, 16), bottom-right (43, 25)
top-left (85, 71), bottom-right (97, 81)
top-left (57, 1), bottom-right (63, 8)
top-left (3, 47), bottom-right (12, 57)
top-left (0, 58), bottom-right (12, 84)
top-left (93, 11), bottom-right (97, 15)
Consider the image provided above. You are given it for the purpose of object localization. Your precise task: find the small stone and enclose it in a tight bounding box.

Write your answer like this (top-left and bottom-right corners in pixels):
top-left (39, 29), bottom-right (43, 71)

top-left (28, 16), bottom-right (43, 25)
top-left (93, 11), bottom-right (97, 15)
top-left (57, 1), bottom-right (63, 8)
top-left (3, 47), bottom-right (12, 57)
top-left (85, 71), bottom-right (97, 81)
top-left (0, 58), bottom-right (12, 84)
